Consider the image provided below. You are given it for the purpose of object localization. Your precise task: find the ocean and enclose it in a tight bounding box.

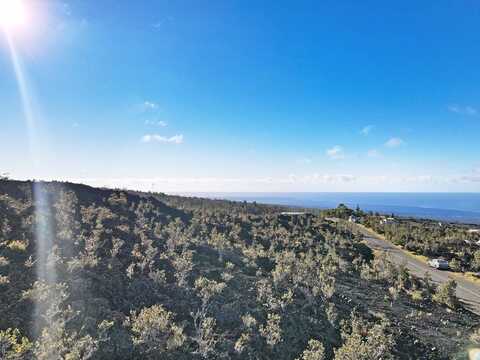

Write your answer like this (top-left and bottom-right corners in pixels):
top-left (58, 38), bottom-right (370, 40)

top-left (188, 192), bottom-right (480, 224)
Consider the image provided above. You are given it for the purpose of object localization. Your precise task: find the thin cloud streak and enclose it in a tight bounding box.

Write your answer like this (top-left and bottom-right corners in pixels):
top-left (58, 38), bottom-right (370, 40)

top-left (326, 145), bottom-right (345, 159)
top-left (297, 158), bottom-right (312, 164)
top-left (385, 137), bottom-right (404, 148)
top-left (361, 125), bottom-right (374, 136)
top-left (145, 120), bottom-right (167, 127)
top-left (50, 173), bottom-right (480, 193)
top-left (367, 149), bottom-right (381, 158)
top-left (141, 134), bottom-right (183, 144)
top-left (448, 104), bottom-right (478, 116)
top-left (142, 101), bottom-right (158, 111)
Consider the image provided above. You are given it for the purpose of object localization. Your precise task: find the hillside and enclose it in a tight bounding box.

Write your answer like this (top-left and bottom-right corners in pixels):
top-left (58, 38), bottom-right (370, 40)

top-left (0, 180), bottom-right (479, 359)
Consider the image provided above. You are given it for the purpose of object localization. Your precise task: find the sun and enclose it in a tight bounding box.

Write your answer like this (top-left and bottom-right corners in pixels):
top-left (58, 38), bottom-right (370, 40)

top-left (0, 0), bottom-right (28, 30)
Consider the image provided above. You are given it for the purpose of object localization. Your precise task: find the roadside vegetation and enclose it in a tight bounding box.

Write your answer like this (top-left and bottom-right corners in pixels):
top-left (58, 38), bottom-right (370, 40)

top-left (0, 180), bottom-right (478, 359)
top-left (326, 205), bottom-right (480, 274)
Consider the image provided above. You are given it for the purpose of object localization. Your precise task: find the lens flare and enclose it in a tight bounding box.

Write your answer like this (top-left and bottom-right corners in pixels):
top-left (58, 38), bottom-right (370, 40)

top-left (2, 0), bottom-right (58, 345)
top-left (0, 0), bottom-right (27, 29)
top-left (5, 33), bottom-right (37, 163)
top-left (469, 348), bottom-right (480, 360)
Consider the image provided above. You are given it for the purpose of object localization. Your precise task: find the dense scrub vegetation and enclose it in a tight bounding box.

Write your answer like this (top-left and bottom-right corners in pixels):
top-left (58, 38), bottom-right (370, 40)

top-left (0, 180), bottom-right (478, 359)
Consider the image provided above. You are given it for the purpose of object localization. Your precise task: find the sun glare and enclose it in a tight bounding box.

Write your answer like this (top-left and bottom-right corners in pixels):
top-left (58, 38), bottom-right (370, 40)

top-left (0, 0), bottom-right (27, 30)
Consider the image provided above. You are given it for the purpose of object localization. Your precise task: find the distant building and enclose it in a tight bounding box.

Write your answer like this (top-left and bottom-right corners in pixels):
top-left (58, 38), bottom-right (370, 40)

top-left (380, 217), bottom-right (397, 225)
top-left (280, 211), bottom-right (309, 216)
top-left (348, 215), bottom-right (359, 223)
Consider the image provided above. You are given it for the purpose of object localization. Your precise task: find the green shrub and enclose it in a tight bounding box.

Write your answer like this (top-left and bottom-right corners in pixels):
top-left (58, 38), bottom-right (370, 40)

top-left (130, 305), bottom-right (185, 354)
top-left (296, 339), bottom-right (325, 360)
top-left (334, 312), bottom-right (395, 360)
top-left (433, 280), bottom-right (459, 309)
top-left (449, 258), bottom-right (461, 272)
top-left (409, 290), bottom-right (424, 302)
top-left (0, 328), bottom-right (32, 359)
top-left (7, 240), bottom-right (28, 252)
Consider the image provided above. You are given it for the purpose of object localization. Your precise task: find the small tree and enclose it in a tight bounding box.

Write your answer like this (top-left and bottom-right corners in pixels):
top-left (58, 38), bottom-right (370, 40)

top-left (24, 282), bottom-right (98, 360)
top-left (433, 279), bottom-right (459, 309)
top-left (334, 312), bottom-right (395, 360)
top-left (259, 313), bottom-right (282, 347)
top-left (422, 272), bottom-right (435, 299)
top-left (208, 230), bottom-right (230, 263)
top-left (0, 328), bottom-right (32, 359)
top-left (235, 314), bottom-right (262, 357)
top-left (296, 339), bottom-right (325, 360)
top-left (191, 277), bottom-right (225, 358)
top-left (130, 304), bottom-right (185, 355)
top-left (171, 249), bottom-right (194, 288)
top-left (449, 258), bottom-right (461, 272)
top-left (472, 251), bottom-right (480, 271)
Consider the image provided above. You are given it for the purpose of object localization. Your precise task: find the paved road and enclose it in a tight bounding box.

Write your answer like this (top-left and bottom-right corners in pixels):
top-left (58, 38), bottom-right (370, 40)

top-left (356, 225), bottom-right (480, 315)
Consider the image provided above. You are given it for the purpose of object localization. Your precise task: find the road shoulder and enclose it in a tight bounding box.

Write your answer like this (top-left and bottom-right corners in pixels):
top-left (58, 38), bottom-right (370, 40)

top-left (354, 222), bottom-right (480, 288)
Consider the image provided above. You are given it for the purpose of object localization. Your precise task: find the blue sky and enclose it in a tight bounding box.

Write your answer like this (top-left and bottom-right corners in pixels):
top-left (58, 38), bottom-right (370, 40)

top-left (0, 0), bottom-right (479, 192)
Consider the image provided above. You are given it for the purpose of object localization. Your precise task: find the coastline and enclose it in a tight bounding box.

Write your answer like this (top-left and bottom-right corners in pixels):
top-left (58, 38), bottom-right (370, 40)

top-left (180, 192), bottom-right (480, 225)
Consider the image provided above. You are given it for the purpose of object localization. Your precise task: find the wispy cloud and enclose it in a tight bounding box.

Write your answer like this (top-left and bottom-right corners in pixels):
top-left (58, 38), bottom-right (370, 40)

top-left (360, 125), bottom-right (374, 136)
top-left (326, 145), bottom-right (345, 159)
top-left (152, 16), bottom-right (174, 30)
top-left (367, 149), bottom-right (381, 158)
top-left (458, 175), bottom-right (480, 183)
top-left (297, 158), bottom-right (312, 164)
top-left (448, 104), bottom-right (478, 116)
top-left (145, 120), bottom-right (167, 127)
top-left (63, 173), bottom-right (359, 192)
top-left (79, 18), bottom-right (89, 28)
top-left (62, 2), bottom-right (72, 16)
top-left (142, 101), bottom-right (159, 111)
top-left (141, 134), bottom-right (183, 144)
top-left (298, 174), bottom-right (356, 183)
top-left (47, 171), bottom-right (480, 192)
top-left (456, 167), bottom-right (480, 183)
top-left (384, 137), bottom-right (404, 148)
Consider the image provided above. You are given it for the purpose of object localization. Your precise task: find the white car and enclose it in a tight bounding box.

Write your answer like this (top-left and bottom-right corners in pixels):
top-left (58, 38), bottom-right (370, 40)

top-left (428, 258), bottom-right (449, 270)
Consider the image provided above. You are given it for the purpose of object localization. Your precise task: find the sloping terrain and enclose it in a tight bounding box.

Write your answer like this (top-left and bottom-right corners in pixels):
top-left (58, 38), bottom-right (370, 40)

top-left (0, 180), bottom-right (478, 359)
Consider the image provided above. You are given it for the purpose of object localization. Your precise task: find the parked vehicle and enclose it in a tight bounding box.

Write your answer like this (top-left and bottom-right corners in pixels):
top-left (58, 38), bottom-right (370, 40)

top-left (428, 258), bottom-right (449, 270)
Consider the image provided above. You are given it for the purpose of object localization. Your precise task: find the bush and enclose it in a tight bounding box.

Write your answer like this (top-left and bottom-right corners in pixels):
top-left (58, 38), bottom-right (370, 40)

top-left (6, 240), bottom-right (28, 252)
top-left (334, 312), bottom-right (395, 360)
top-left (0, 328), bottom-right (32, 359)
top-left (433, 280), bottom-right (459, 309)
top-left (409, 290), bottom-right (424, 303)
top-left (449, 258), bottom-right (461, 272)
top-left (130, 305), bottom-right (185, 354)
top-left (473, 251), bottom-right (480, 272)
top-left (296, 339), bottom-right (325, 360)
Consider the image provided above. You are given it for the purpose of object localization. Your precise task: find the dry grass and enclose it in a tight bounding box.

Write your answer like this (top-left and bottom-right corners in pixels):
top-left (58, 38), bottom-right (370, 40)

top-left (400, 250), bottom-right (430, 264)
top-left (453, 271), bottom-right (480, 286)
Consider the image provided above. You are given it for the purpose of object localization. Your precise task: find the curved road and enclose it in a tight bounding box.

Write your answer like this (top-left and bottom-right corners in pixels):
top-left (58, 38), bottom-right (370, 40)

top-left (356, 225), bottom-right (480, 315)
